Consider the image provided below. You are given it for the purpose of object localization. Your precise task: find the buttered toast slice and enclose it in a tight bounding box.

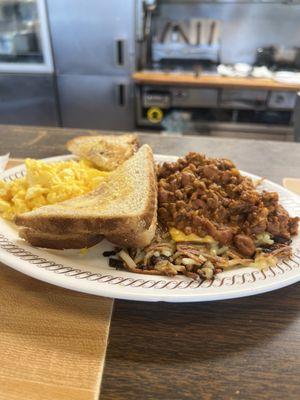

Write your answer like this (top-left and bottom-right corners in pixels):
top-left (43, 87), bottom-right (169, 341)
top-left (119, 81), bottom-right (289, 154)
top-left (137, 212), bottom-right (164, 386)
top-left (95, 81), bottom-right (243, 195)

top-left (15, 145), bottom-right (157, 248)
top-left (67, 134), bottom-right (139, 171)
top-left (19, 228), bottom-right (102, 249)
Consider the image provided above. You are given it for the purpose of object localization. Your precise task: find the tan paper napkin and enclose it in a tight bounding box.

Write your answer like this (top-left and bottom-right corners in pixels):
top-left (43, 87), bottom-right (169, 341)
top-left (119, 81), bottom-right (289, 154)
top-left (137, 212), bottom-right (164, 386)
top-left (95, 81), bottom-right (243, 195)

top-left (0, 159), bottom-right (113, 400)
top-left (283, 178), bottom-right (300, 196)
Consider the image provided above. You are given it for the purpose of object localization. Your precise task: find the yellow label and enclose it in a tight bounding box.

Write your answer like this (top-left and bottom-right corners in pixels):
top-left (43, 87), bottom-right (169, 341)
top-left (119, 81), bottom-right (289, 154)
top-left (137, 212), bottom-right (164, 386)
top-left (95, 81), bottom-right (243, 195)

top-left (147, 107), bottom-right (163, 123)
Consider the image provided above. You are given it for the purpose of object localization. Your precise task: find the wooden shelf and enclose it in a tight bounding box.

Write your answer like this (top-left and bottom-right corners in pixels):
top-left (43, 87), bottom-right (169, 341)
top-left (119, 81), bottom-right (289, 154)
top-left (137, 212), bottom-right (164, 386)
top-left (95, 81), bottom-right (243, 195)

top-left (133, 71), bottom-right (300, 91)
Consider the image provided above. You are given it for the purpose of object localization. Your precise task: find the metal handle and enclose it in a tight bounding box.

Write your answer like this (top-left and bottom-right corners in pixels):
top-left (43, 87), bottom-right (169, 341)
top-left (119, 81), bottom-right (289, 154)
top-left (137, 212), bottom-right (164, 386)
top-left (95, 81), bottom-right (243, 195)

top-left (115, 39), bottom-right (126, 67)
top-left (293, 91), bottom-right (300, 142)
top-left (116, 83), bottom-right (126, 107)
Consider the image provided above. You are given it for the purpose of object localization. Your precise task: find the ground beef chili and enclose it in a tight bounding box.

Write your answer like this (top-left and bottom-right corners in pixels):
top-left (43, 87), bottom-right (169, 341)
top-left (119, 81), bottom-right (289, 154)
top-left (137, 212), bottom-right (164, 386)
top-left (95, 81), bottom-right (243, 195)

top-left (157, 153), bottom-right (299, 257)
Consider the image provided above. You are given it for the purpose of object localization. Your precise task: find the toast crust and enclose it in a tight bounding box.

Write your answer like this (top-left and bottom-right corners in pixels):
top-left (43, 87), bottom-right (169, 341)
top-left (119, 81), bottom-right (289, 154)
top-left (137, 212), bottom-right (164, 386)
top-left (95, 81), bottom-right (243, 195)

top-left (19, 228), bottom-right (103, 249)
top-left (16, 214), bottom-right (155, 235)
top-left (67, 134), bottom-right (139, 171)
top-left (105, 213), bottom-right (157, 248)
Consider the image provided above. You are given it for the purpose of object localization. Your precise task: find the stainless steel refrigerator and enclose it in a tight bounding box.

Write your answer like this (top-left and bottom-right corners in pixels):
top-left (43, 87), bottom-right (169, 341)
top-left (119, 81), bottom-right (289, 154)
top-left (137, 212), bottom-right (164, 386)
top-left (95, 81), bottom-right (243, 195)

top-left (47, 0), bottom-right (136, 130)
top-left (0, 0), bottom-right (58, 126)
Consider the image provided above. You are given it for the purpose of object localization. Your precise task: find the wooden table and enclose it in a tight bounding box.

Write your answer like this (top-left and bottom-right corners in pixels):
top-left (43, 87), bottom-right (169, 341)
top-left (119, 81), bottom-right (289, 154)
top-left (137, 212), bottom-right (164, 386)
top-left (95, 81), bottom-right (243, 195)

top-left (133, 71), bottom-right (300, 91)
top-left (0, 125), bottom-right (300, 400)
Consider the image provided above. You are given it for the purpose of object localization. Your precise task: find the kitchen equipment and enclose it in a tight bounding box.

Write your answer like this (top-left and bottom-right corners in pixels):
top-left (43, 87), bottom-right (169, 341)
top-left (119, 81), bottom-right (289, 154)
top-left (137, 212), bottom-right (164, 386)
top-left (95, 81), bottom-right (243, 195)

top-left (141, 86), bottom-right (218, 109)
top-left (208, 20), bottom-right (216, 46)
top-left (218, 63), bottom-right (255, 78)
top-left (256, 46), bottom-right (300, 70)
top-left (268, 91), bottom-right (297, 110)
top-left (0, 0), bottom-right (52, 71)
top-left (0, 0), bottom-right (56, 127)
top-left (273, 71), bottom-right (300, 85)
top-left (0, 29), bottom-right (38, 56)
top-left (160, 21), bottom-right (189, 44)
top-left (17, 1), bottom-right (38, 22)
top-left (0, 2), bottom-right (16, 22)
top-left (136, 78), bottom-right (295, 138)
top-left (48, 0), bottom-right (136, 130)
top-left (0, 74), bottom-right (58, 126)
top-left (196, 21), bottom-right (201, 46)
top-left (251, 66), bottom-right (273, 79)
top-left (0, 32), bottom-right (15, 55)
top-left (190, 19), bottom-right (220, 47)
top-left (255, 46), bottom-right (275, 67)
top-left (274, 46), bottom-right (300, 69)
top-left (142, 91), bottom-right (171, 108)
top-left (220, 89), bottom-right (268, 109)
top-left (152, 18), bottom-right (221, 63)
top-left (171, 87), bottom-right (218, 108)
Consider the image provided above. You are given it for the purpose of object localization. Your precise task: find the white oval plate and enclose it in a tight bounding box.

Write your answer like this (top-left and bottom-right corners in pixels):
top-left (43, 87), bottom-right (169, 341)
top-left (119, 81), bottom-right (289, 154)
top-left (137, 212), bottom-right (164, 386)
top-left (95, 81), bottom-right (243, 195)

top-left (0, 154), bottom-right (299, 302)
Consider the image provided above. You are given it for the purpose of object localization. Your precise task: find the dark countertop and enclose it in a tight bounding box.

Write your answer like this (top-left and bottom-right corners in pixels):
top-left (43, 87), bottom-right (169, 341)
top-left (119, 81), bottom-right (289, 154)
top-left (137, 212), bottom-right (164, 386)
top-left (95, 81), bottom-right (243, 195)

top-left (0, 124), bottom-right (299, 184)
top-left (0, 124), bottom-right (299, 400)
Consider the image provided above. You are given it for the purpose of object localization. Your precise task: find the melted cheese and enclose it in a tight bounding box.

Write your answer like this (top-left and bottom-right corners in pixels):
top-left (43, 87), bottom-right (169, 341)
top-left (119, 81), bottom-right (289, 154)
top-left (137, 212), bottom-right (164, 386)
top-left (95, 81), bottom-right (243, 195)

top-left (169, 227), bottom-right (216, 244)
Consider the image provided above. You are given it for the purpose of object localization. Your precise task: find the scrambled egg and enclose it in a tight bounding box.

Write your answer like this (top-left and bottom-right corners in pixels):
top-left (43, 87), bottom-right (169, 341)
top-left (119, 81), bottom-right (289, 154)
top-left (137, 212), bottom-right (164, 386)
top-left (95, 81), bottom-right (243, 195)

top-left (169, 227), bottom-right (216, 244)
top-left (0, 158), bottom-right (109, 220)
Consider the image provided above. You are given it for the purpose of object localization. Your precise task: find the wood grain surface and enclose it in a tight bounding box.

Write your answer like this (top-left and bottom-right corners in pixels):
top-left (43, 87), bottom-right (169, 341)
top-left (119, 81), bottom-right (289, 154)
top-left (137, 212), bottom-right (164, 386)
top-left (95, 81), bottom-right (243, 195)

top-left (100, 286), bottom-right (300, 400)
top-left (0, 265), bottom-right (113, 400)
top-left (0, 157), bottom-right (113, 400)
top-left (0, 125), bottom-right (299, 400)
top-left (133, 71), bottom-right (300, 91)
